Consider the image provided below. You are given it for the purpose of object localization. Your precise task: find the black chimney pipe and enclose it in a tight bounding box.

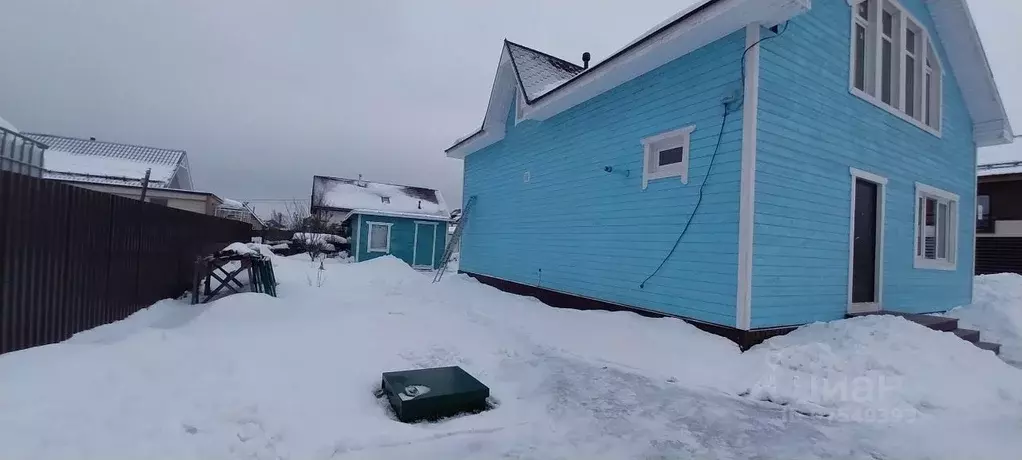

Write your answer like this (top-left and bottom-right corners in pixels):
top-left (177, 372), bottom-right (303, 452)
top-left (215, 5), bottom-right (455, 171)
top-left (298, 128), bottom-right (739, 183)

top-left (582, 52), bottom-right (591, 69)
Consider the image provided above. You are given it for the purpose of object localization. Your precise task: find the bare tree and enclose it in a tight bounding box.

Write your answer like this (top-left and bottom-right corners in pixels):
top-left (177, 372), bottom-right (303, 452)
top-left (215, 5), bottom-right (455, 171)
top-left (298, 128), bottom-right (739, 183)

top-left (285, 200), bottom-right (329, 262)
top-left (264, 210), bottom-right (288, 230)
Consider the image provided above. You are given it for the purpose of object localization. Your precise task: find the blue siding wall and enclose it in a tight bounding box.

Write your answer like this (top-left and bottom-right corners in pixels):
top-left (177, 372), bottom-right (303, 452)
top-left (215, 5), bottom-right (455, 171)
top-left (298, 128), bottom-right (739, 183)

top-left (461, 31), bottom-right (748, 326)
top-left (356, 214), bottom-right (446, 269)
top-left (751, 1), bottom-right (976, 328)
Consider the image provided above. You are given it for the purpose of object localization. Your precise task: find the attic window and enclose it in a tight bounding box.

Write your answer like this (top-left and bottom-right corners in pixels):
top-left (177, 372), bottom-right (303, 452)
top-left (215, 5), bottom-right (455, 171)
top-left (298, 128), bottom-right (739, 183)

top-left (849, 0), bottom-right (941, 135)
top-left (641, 125), bottom-right (695, 189)
top-left (381, 196), bottom-right (391, 204)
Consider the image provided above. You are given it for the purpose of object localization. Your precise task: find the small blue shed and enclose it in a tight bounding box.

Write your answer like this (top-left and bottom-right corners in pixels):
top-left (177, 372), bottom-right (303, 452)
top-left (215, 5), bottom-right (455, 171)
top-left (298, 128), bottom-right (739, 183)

top-left (445, 0), bottom-right (1014, 345)
top-left (311, 176), bottom-right (450, 269)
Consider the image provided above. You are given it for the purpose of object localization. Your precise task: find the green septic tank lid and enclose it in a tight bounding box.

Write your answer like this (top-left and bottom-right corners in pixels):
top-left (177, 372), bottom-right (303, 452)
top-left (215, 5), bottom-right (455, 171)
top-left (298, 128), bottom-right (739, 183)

top-left (381, 366), bottom-right (490, 423)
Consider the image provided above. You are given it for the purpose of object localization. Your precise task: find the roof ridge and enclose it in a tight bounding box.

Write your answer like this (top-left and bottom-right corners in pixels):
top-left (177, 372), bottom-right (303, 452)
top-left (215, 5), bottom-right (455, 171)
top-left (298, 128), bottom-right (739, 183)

top-left (504, 39), bottom-right (584, 71)
top-left (313, 174), bottom-right (442, 192)
top-left (22, 132), bottom-right (187, 154)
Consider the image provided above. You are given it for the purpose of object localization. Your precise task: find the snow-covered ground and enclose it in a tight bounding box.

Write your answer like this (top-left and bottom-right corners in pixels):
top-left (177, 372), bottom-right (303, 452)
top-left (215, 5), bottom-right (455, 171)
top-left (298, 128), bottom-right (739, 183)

top-left (947, 274), bottom-right (1022, 366)
top-left (2, 253), bottom-right (1022, 459)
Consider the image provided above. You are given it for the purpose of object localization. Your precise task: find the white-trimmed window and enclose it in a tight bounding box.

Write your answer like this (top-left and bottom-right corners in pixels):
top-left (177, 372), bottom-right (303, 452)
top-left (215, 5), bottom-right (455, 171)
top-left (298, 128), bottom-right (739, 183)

top-left (849, 0), bottom-right (942, 134)
top-left (914, 183), bottom-right (958, 270)
top-left (367, 222), bottom-right (392, 253)
top-left (641, 125), bottom-right (694, 189)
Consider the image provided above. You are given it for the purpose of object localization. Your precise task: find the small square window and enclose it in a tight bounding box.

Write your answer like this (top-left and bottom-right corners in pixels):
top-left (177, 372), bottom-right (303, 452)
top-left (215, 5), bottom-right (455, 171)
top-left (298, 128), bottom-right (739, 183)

top-left (381, 196), bottom-right (391, 204)
top-left (368, 222), bottom-right (392, 253)
top-left (641, 125), bottom-right (695, 189)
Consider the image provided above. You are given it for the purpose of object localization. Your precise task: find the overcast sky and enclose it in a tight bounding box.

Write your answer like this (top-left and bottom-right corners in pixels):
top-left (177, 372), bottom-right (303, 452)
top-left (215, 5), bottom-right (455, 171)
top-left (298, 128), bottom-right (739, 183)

top-left (1, 0), bottom-right (1019, 216)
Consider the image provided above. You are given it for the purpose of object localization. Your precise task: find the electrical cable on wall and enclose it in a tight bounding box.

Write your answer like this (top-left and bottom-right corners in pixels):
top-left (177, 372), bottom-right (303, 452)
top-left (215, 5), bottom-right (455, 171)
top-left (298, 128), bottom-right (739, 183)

top-left (639, 21), bottom-right (790, 289)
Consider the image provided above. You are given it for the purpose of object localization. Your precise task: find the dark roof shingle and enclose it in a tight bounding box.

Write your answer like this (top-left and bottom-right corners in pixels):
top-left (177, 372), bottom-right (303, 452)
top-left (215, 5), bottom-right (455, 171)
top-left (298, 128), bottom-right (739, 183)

top-left (23, 133), bottom-right (185, 166)
top-left (505, 41), bottom-right (585, 102)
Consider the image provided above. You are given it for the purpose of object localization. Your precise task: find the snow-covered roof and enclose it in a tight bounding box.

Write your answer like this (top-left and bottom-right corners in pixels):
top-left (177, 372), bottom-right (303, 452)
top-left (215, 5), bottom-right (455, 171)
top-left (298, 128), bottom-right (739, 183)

top-left (978, 162), bottom-right (1022, 178)
top-left (26, 133), bottom-right (192, 189)
top-left (448, 0), bottom-right (1013, 158)
top-left (220, 197), bottom-right (246, 208)
top-left (43, 150), bottom-right (178, 187)
top-left (0, 114), bottom-right (18, 133)
top-left (312, 176), bottom-right (450, 221)
top-left (506, 41), bottom-right (585, 102)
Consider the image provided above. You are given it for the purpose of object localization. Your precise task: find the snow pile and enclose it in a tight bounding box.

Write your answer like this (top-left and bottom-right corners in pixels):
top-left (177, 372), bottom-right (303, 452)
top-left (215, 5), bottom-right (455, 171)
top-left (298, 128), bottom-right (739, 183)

top-left (44, 149), bottom-right (176, 184)
top-left (221, 242), bottom-right (257, 256)
top-left (292, 232), bottom-right (346, 245)
top-left (2, 257), bottom-right (1022, 458)
top-left (741, 315), bottom-right (1022, 420)
top-left (947, 273), bottom-right (1022, 365)
top-left (220, 197), bottom-right (245, 208)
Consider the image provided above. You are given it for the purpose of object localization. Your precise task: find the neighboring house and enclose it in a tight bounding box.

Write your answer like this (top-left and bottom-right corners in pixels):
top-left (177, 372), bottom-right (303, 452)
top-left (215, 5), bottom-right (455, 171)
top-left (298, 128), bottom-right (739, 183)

top-left (27, 133), bottom-right (193, 190)
top-left (216, 198), bottom-right (266, 231)
top-left (447, 0), bottom-right (1013, 345)
top-left (976, 162), bottom-right (1022, 274)
top-left (59, 180), bottom-right (261, 229)
top-left (0, 116), bottom-right (46, 177)
top-left (311, 176), bottom-right (450, 268)
top-left (24, 132), bottom-right (260, 229)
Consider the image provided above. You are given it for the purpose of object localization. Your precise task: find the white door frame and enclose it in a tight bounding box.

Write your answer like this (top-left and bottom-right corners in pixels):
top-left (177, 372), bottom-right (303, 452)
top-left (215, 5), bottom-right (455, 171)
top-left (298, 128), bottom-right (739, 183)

top-left (847, 167), bottom-right (887, 314)
top-left (412, 221), bottom-right (439, 269)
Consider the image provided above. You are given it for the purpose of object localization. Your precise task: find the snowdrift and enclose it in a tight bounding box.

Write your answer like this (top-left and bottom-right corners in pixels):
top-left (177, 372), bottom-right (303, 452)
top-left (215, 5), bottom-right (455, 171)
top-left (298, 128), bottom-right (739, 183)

top-left (2, 252), bottom-right (1022, 458)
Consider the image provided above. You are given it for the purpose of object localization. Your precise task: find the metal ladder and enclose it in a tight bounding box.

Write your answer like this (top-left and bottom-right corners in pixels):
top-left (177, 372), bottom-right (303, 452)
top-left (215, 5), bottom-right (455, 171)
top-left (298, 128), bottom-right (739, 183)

top-left (433, 196), bottom-right (476, 283)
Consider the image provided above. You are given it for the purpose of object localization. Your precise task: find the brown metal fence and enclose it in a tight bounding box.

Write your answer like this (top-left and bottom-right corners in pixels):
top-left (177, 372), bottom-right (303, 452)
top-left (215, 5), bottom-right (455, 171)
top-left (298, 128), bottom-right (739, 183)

top-left (0, 170), bottom-right (251, 354)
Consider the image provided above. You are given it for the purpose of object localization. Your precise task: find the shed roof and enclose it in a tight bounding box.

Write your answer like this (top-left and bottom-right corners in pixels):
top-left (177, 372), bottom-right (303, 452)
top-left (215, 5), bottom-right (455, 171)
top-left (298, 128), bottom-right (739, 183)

top-left (978, 161), bottom-right (1022, 178)
top-left (312, 176), bottom-right (450, 221)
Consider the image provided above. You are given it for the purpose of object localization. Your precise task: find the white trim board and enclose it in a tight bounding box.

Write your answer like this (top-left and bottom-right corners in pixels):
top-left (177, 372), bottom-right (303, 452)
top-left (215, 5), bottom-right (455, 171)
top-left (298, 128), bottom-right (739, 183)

top-left (736, 24), bottom-right (761, 331)
top-left (847, 167), bottom-right (888, 314)
top-left (354, 214), bottom-right (363, 262)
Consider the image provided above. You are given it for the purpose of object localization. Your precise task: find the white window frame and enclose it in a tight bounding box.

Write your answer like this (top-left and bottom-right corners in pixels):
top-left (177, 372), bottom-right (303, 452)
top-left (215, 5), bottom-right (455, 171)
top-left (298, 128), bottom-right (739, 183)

top-left (366, 221), bottom-right (393, 253)
top-left (848, 0), bottom-right (942, 137)
top-left (641, 124), bottom-right (695, 189)
top-left (913, 183), bottom-right (958, 271)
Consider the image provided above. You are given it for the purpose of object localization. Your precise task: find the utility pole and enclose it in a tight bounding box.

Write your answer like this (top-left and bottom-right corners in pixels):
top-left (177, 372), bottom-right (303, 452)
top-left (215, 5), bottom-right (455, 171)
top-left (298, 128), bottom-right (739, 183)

top-left (139, 168), bottom-right (152, 202)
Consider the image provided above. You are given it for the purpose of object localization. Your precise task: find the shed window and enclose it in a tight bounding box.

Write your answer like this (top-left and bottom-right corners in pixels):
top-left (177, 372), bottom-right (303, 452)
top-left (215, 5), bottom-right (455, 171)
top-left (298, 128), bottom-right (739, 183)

top-left (849, 0), bottom-right (941, 135)
top-left (977, 195), bottom-right (992, 233)
top-left (368, 222), bottom-right (392, 253)
top-left (914, 183), bottom-right (958, 270)
top-left (641, 125), bottom-right (695, 189)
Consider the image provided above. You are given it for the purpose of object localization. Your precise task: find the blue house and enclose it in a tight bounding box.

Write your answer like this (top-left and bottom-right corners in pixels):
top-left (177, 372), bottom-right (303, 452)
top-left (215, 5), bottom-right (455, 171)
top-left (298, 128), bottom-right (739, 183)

top-left (446, 0), bottom-right (1013, 344)
top-left (311, 176), bottom-right (450, 269)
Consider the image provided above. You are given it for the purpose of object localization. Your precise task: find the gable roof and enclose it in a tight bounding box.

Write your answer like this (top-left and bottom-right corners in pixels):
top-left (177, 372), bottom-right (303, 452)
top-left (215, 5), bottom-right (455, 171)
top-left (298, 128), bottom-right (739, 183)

top-left (448, 0), bottom-right (1013, 158)
top-left (311, 175), bottom-right (450, 221)
top-left (505, 41), bottom-right (586, 102)
top-left (24, 133), bottom-right (192, 189)
top-left (446, 0), bottom-right (809, 158)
